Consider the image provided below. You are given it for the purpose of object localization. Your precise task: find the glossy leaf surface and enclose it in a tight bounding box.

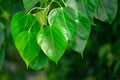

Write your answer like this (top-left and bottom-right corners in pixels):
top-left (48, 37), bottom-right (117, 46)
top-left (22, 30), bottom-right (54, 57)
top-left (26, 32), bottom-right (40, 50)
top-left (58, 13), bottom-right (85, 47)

top-left (49, 7), bottom-right (77, 43)
top-left (11, 12), bottom-right (41, 66)
top-left (37, 26), bottom-right (68, 63)
top-left (11, 12), bottom-right (40, 40)
top-left (15, 31), bottom-right (40, 66)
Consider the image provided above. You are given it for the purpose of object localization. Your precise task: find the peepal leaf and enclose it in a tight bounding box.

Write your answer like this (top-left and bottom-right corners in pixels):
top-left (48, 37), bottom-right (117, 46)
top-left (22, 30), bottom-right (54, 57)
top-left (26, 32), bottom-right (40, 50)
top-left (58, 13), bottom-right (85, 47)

top-left (15, 32), bottom-right (40, 66)
top-left (48, 7), bottom-right (78, 43)
top-left (66, 0), bottom-right (99, 21)
top-left (29, 50), bottom-right (47, 70)
top-left (11, 12), bottom-right (41, 66)
top-left (49, 7), bottom-right (92, 56)
top-left (71, 13), bottom-right (91, 55)
top-left (37, 26), bottom-right (68, 63)
top-left (23, 0), bottom-right (40, 11)
top-left (11, 12), bottom-right (40, 40)
top-left (95, 0), bottom-right (118, 23)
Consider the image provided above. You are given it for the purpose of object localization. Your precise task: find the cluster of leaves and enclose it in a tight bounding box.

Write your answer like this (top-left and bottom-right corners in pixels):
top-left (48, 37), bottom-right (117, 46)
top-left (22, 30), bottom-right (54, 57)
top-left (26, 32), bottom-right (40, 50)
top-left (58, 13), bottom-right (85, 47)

top-left (10, 0), bottom-right (118, 70)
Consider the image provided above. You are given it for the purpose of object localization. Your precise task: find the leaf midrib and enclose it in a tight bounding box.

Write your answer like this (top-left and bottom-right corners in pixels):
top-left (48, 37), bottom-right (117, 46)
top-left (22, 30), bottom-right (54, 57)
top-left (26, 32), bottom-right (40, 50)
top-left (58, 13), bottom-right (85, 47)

top-left (50, 27), bottom-right (56, 56)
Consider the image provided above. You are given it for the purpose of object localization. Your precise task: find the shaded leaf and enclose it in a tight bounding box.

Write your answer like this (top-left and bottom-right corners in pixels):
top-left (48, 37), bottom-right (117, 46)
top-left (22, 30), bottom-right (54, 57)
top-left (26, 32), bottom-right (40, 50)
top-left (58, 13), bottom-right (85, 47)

top-left (23, 0), bottom-right (40, 11)
top-left (95, 0), bottom-right (118, 23)
top-left (71, 13), bottom-right (91, 56)
top-left (29, 50), bottom-right (47, 70)
top-left (66, 0), bottom-right (99, 22)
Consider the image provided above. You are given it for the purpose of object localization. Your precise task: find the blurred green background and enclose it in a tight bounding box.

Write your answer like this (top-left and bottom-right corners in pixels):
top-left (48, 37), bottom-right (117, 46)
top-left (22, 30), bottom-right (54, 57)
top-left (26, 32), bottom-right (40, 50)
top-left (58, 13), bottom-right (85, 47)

top-left (0, 0), bottom-right (120, 80)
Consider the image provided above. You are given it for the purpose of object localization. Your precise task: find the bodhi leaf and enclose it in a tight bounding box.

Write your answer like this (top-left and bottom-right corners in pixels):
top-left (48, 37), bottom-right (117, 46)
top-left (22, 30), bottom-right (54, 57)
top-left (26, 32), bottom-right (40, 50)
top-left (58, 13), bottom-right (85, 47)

top-left (29, 50), bottom-right (47, 70)
top-left (71, 13), bottom-right (91, 56)
top-left (11, 12), bottom-right (41, 66)
top-left (22, 0), bottom-right (40, 11)
top-left (11, 12), bottom-right (40, 40)
top-left (48, 7), bottom-right (91, 56)
top-left (48, 7), bottom-right (78, 44)
top-left (37, 25), bottom-right (68, 63)
top-left (95, 0), bottom-right (118, 23)
top-left (15, 31), bottom-right (40, 66)
top-left (66, 0), bottom-right (99, 22)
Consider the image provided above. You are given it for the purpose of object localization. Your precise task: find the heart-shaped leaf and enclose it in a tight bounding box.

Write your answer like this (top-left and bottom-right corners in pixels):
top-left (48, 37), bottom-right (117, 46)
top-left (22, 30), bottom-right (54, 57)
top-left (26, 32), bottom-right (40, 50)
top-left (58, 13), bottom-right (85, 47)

top-left (37, 25), bottom-right (68, 63)
top-left (15, 31), bottom-right (40, 66)
top-left (11, 12), bottom-right (41, 66)
top-left (49, 7), bottom-right (92, 56)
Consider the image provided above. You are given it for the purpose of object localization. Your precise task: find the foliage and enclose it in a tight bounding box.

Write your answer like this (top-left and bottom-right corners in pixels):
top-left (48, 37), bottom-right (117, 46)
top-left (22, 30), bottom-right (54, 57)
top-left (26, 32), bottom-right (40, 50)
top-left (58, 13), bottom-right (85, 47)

top-left (0, 0), bottom-right (120, 79)
top-left (0, 0), bottom-right (119, 69)
top-left (11, 0), bottom-right (93, 69)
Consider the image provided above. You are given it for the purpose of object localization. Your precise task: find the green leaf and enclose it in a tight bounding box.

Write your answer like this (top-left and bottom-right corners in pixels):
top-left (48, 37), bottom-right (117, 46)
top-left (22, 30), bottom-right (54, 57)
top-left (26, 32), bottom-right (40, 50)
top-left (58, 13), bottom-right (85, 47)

top-left (48, 7), bottom-right (78, 43)
top-left (29, 50), bottom-right (47, 70)
top-left (37, 26), bottom-right (68, 63)
top-left (0, 47), bottom-right (5, 70)
top-left (95, 0), bottom-right (118, 23)
top-left (11, 12), bottom-right (41, 66)
top-left (15, 31), bottom-right (40, 66)
top-left (23, 0), bottom-right (40, 11)
top-left (35, 10), bottom-right (47, 26)
top-left (66, 0), bottom-right (99, 21)
top-left (71, 13), bottom-right (91, 56)
top-left (11, 12), bottom-right (40, 40)
top-left (48, 7), bottom-right (91, 56)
